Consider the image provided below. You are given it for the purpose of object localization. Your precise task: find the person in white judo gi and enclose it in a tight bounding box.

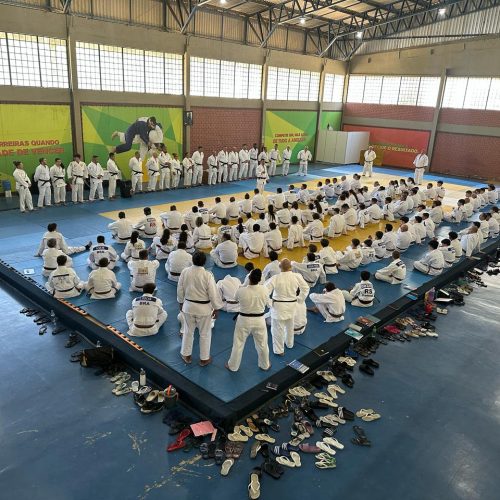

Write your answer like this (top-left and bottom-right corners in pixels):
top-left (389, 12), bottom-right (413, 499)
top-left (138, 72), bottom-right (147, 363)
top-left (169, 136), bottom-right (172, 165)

top-left (239, 224), bottom-right (264, 259)
top-left (207, 150), bottom-right (218, 186)
top-left (87, 236), bottom-right (118, 269)
top-left (36, 222), bottom-right (91, 256)
top-left (210, 233), bottom-right (238, 268)
top-left (374, 251), bottom-right (407, 284)
top-left (111, 116), bottom-right (162, 158)
top-left (160, 205), bottom-right (183, 233)
top-left (133, 207), bottom-right (158, 239)
top-left (239, 144), bottom-right (250, 180)
top-left (42, 238), bottom-right (72, 277)
top-left (50, 158), bottom-right (66, 205)
top-left (87, 155), bottom-right (104, 201)
top-left (228, 147), bottom-right (239, 182)
top-left (165, 241), bottom-right (193, 281)
top-left (226, 269), bottom-right (271, 372)
top-left (248, 143), bottom-right (259, 178)
top-left (256, 160), bottom-right (269, 193)
top-left (309, 282), bottom-right (346, 322)
top-left (85, 257), bottom-right (121, 299)
top-left (46, 255), bottom-right (85, 299)
top-left (192, 217), bottom-right (212, 249)
top-left (292, 253), bottom-right (326, 288)
top-left (191, 146), bottom-right (204, 186)
top-left (128, 249), bottom-right (160, 292)
top-left (128, 151), bottom-right (143, 194)
top-left (268, 144), bottom-right (281, 177)
top-left (182, 152), bottom-right (194, 188)
top-left (105, 152), bottom-right (120, 200)
top-left (177, 251), bottom-right (223, 366)
top-left (67, 153), bottom-right (87, 203)
top-left (217, 147), bottom-right (229, 183)
top-left (34, 158), bottom-right (52, 207)
top-left (413, 150), bottom-right (429, 186)
top-left (265, 259), bottom-right (309, 355)
top-left (146, 150), bottom-right (160, 191)
top-left (158, 144), bottom-right (171, 190)
top-left (297, 146), bottom-right (312, 176)
top-left (282, 146), bottom-right (292, 176)
top-left (108, 211), bottom-right (133, 243)
top-left (216, 274), bottom-right (241, 313)
top-left (126, 282), bottom-right (167, 337)
top-left (413, 240), bottom-right (445, 275)
top-left (342, 271), bottom-right (376, 307)
top-left (13, 161), bottom-right (34, 213)
top-left (362, 146), bottom-right (376, 177)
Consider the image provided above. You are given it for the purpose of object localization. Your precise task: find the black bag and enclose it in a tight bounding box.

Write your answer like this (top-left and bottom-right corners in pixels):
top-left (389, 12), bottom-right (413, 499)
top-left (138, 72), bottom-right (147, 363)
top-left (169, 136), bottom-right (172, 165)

top-left (73, 346), bottom-right (114, 368)
top-left (119, 179), bottom-right (132, 198)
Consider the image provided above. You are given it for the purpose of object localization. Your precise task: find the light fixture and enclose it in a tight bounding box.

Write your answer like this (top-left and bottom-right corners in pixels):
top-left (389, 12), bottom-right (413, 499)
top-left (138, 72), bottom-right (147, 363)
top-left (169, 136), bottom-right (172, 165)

top-left (356, 31), bottom-right (363, 39)
top-left (300, 17), bottom-right (306, 24)
top-left (220, 0), bottom-right (227, 4)
top-left (438, 8), bottom-right (446, 15)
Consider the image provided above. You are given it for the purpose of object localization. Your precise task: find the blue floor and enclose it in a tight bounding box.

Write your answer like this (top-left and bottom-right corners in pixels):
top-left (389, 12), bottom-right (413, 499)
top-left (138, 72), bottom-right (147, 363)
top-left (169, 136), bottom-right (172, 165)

top-left (1, 272), bottom-right (499, 499)
top-left (0, 165), bottom-right (495, 403)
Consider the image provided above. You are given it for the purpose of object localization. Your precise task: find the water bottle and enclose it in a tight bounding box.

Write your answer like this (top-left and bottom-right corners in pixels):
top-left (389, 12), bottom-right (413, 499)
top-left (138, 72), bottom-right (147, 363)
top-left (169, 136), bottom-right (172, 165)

top-left (50, 309), bottom-right (57, 326)
top-left (139, 368), bottom-right (146, 386)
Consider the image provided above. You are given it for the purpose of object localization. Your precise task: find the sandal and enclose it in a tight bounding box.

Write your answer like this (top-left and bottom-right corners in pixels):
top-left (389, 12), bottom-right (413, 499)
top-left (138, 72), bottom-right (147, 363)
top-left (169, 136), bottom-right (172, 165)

top-left (248, 467), bottom-right (262, 498)
top-left (276, 456), bottom-right (295, 468)
top-left (221, 458), bottom-right (234, 476)
top-left (352, 426), bottom-right (371, 446)
top-left (250, 440), bottom-right (262, 459)
top-left (323, 437), bottom-right (344, 450)
top-left (315, 457), bottom-right (336, 469)
top-left (231, 442), bottom-right (245, 459)
top-left (167, 428), bottom-right (192, 452)
top-left (246, 418), bottom-right (260, 433)
top-left (255, 434), bottom-right (275, 443)
top-left (316, 441), bottom-right (336, 455)
top-left (299, 442), bottom-right (321, 453)
top-left (261, 459), bottom-right (284, 479)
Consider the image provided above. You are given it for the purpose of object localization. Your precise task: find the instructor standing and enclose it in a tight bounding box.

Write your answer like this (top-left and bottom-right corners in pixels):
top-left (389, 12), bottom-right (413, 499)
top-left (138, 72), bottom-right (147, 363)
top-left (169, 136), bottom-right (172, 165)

top-left (177, 251), bottom-right (223, 366)
top-left (265, 259), bottom-right (309, 356)
top-left (413, 149), bottom-right (429, 185)
top-left (362, 146), bottom-right (376, 177)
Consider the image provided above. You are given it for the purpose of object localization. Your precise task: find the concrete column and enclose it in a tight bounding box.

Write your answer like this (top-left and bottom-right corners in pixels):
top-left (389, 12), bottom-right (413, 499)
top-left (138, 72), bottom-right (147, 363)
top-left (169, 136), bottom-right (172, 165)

top-left (428, 69), bottom-right (447, 170)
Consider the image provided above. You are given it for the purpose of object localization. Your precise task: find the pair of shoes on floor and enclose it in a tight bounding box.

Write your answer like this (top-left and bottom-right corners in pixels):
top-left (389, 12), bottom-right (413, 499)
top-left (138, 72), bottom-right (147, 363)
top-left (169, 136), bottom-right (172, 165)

top-left (359, 358), bottom-right (379, 376)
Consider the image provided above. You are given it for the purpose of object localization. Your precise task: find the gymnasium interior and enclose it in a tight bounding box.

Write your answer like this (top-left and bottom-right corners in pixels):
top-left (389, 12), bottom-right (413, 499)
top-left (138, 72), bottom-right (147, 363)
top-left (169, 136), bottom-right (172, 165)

top-left (0, 1), bottom-right (499, 499)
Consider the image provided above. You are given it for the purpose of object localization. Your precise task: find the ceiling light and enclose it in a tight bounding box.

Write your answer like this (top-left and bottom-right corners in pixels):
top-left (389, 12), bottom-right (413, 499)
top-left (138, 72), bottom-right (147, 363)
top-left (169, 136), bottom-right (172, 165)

top-left (300, 17), bottom-right (306, 24)
top-left (220, 0), bottom-right (227, 4)
top-left (356, 31), bottom-right (363, 39)
top-left (438, 8), bottom-right (446, 15)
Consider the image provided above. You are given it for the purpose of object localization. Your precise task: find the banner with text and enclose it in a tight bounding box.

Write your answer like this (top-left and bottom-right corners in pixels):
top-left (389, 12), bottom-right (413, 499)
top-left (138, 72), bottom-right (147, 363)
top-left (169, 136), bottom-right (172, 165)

top-left (0, 104), bottom-right (72, 190)
top-left (320, 111), bottom-right (342, 131)
top-left (264, 110), bottom-right (318, 161)
top-left (343, 124), bottom-right (430, 168)
top-left (82, 105), bottom-right (183, 179)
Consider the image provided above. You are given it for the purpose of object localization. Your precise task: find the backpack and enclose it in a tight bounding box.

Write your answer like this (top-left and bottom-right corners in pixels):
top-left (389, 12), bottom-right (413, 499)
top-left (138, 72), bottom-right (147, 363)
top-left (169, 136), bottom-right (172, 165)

top-left (71, 346), bottom-right (114, 368)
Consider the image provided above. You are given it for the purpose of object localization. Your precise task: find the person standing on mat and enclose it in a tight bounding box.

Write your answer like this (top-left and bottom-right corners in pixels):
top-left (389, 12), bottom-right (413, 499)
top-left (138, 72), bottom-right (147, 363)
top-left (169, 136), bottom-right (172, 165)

top-left (362, 146), bottom-right (376, 177)
top-left (129, 151), bottom-right (143, 194)
top-left (282, 145), bottom-right (292, 176)
top-left (268, 143), bottom-right (281, 177)
top-left (265, 259), bottom-right (309, 356)
top-left (238, 143), bottom-right (249, 180)
top-left (297, 146), bottom-right (312, 176)
top-left (413, 150), bottom-right (429, 186)
top-left (226, 269), bottom-right (271, 372)
top-left (87, 155), bottom-right (104, 201)
top-left (146, 150), bottom-right (160, 192)
top-left (158, 143), bottom-right (171, 191)
top-left (67, 153), bottom-right (87, 203)
top-left (248, 143), bottom-right (258, 178)
top-left (256, 160), bottom-right (269, 193)
top-left (126, 282), bottom-right (167, 337)
top-left (191, 145), bottom-right (204, 186)
top-left (50, 158), bottom-right (66, 205)
top-left (13, 161), bottom-right (34, 213)
top-left (106, 153), bottom-right (120, 200)
top-left (34, 157), bottom-right (52, 208)
top-left (177, 251), bottom-right (223, 366)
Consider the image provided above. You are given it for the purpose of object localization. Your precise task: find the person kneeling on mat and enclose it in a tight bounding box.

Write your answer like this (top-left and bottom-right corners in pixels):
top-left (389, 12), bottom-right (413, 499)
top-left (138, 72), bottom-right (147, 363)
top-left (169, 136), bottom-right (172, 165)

top-left (126, 282), bottom-right (167, 337)
top-left (342, 271), bottom-right (375, 307)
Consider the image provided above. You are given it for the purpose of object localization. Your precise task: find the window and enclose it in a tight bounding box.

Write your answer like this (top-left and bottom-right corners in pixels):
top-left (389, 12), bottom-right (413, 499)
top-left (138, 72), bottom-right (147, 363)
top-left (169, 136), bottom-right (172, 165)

top-left (417, 77), bottom-right (440, 106)
top-left (463, 77), bottom-right (490, 110)
top-left (76, 42), bottom-right (100, 90)
top-left (442, 77), bottom-right (469, 108)
top-left (363, 76), bottom-right (382, 104)
top-left (165, 53), bottom-right (183, 95)
top-left (398, 77), bottom-right (419, 105)
top-left (0, 32), bottom-right (68, 88)
top-left (487, 79), bottom-right (500, 111)
top-left (346, 75), bottom-right (365, 103)
top-left (100, 45), bottom-right (123, 92)
top-left (380, 76), bottom-right (400, 104)
top-left (323, 74), bottom-right (345, 103)
top-left (123, 48), bottom-right (145, 93)
top-left (144, 50), bottom-right (165, 94)
top-left (75, 41), bottom-right (182, 94)
top-left (347, 74), bottom-right (440, 107)
top-left (266, 66), bottom-right (320, 101)
top-left (0, 33), bottom-right (10, 85)
top-left (189, 56), bottom-right (262, 99)
top-left (8, 33), bottom-right (40, 87)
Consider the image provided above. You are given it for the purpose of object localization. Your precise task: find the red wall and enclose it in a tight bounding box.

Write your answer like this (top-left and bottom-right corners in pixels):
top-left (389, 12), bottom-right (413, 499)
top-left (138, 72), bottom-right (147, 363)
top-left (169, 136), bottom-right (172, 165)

top-left (343, 103), bottom-right (434, 122)
top-left (440, 109), bottom-right (500, 128)
top-left (432, 132), bottom-right (500, 181)
top-left (189, 107), bottom-right (262, 154)
top-left (343, 124), bottom-right (430, 168)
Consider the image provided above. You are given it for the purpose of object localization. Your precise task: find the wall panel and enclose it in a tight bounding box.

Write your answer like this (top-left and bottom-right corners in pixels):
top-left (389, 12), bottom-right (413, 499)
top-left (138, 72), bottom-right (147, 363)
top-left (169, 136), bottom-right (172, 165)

top-left (344, 103), bottom-right (434, 122)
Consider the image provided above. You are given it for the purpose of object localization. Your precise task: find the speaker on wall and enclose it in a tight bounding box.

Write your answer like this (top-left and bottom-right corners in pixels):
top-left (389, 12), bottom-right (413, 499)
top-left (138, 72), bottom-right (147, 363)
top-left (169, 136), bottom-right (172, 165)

top-left (184, 111), bottom-right (193, 126)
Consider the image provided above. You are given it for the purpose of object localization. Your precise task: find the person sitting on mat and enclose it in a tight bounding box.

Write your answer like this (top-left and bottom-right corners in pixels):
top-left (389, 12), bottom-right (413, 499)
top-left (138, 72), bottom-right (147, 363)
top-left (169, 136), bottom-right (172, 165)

top-left (308, 282), bottom-right (346, 322)
top-left (86, 257), bottom-right (121, 299)
top-left (374, 251), bottom-right (406, 285)
top-left (46, 255), bottom-right (84, 299)
top-left (413, 240), bottom-right (444, 275)
top-left (341, 271), bottom-right (375, 307)
top-left (126, 282), bottom-right (167, 337)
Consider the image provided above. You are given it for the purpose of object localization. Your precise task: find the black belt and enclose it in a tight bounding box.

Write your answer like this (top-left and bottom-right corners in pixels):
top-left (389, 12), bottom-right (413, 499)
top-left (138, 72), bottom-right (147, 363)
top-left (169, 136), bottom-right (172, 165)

top-left (54, 176), bottom-right (64, 180)
top-left (324, 263), bottom-right (337, 267)
top-left (220, 260), bottom-right (235, 265)
top-left (40, 179), bottom-right (51, 185)
top-left (268, 245), bottom-right (281, 252)
top-left (273, 299), bottom-right (297, 303)
top-left (133, 171), bottom-right (142, 175)
top-left (415, 167), bottom-right (425, 169)
top-left (371, 218), bottom-right (380, 221)
top-left (161, 165), bottom-right (170, 169)
top-left (94, 289), bottom-right (113, 295)
top-left (220, 162), bottom-right (227, 165)
top-left (57, 286), bottom-right (75, 293)
top-left (258, 177), bottom-right (267, 180)
top-left (148, 169), bottom-right (158, 174)
top-left (358, 298), bottom-right (373, 304)
top-left (168, 227), bottom-right (179, 231)
top-left (326, 310), bottom-right (343, 318)
top-left (225, 300), bottom-right (239, 304)
top-left (393, 276), bottom-right (404, 281)
top-left (117, 236), bottom-right (131, 241)
top-left (109, 173), bottom-right (118, 176)
top-left (43, 266), bottom-right (56, 271)
top-left (195, 163), bottom-right (202, 166)
top-left (74, 175), bottom-right (83, 178)
top-left (186, 298), bottom-right (210, 304)
top-left (134, 323), bottom-right (156, 329)
top-left (240, 312), bottom-right (265, 317)
top-left (170, 271), bottom-right (181, 276)
top-left (245, 247), bottom-right (260, 256)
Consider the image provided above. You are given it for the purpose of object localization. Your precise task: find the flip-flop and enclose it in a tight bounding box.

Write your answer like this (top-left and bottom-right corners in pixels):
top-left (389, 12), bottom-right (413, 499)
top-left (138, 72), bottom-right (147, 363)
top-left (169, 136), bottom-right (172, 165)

top-left (221, 458), bottom-right (234, 476)
top-left (110, 372), bottom-right (128, 383)
top-left (356, 409), bottom-right (376, 417)
top-left (353, 426), bottom-right (371, 446)
top-left (167, 428), bottom-right (192, 452)
top-left (114, 386), bottom-right (132, 396)
top-left (215, 448), bottom-right (225, 465)
top-left (239, 425), bottom-right (254, 437)
top-left (228, 431), bottom-right (248, 442)
top-left (323, 437), bottom-right (344, 450)
top-left (112, 382), bottom-right (127, 394)
top-left (326, 385), bottom-right (339, 399)
top-left (314, 392), bottom-right (333, 401)
top-left (328, 384), bottom-right (346, 395)
top-left (247, 418), bottom-right (260, 433)
top-left (248, 467), bottom-right (262, 498)
top-left (317, 371), bottom-right (337, 382)
top-left (271, 445), bottom-right (290, 458)
top-left (316, 441), bottom-right (336, 455)
top-left (319, 398), bottom-right (339, 408)
top-left (336, 407), bottom-right (355, 421)
top-left (290, 451), bottom-right (301, 467)
top-left (250, 440), bottom-right (262, 459)
top-left (231, 442), bottom-right (245, 459)
top-left (299, 443), bottom-right (321, 453)
top-left (255, 434), bottom-right (275, 443)
top-left (315, 458), bottom-right (337, 469)
top-left (38, 326), bottom-right (47, 335)
top-left (362, 413), bottom-right (381, 422)
top-left (199, 442), bottom-right (210, 459)
top-left (276, 456), bottom-right (295, 468)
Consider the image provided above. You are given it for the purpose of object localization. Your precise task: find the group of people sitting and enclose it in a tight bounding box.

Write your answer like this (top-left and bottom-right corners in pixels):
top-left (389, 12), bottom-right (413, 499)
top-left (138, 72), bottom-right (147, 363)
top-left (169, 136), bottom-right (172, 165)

top-left (33, 173), bottom-right (499, 371)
